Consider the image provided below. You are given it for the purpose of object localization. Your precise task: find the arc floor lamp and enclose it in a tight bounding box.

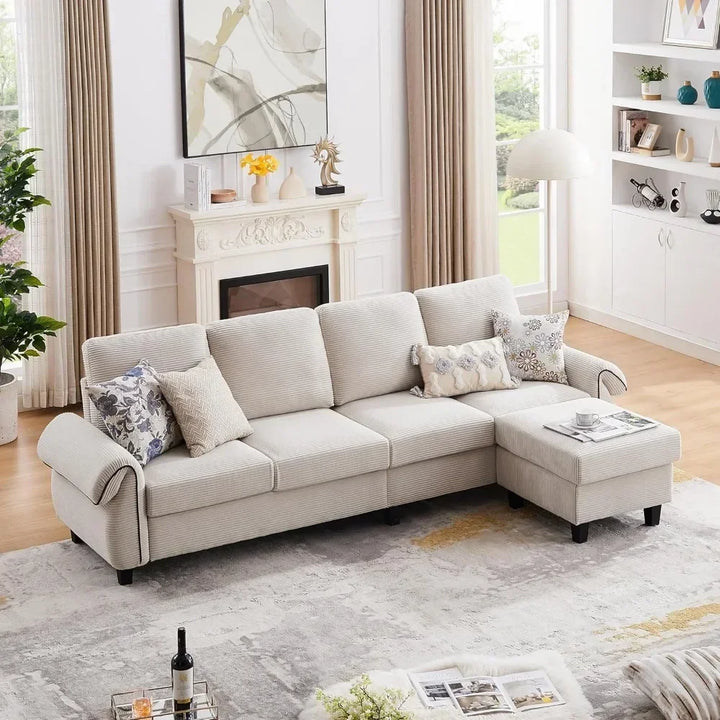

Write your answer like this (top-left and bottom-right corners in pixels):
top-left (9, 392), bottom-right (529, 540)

top-left (506, 128), bottom-right (592, 314)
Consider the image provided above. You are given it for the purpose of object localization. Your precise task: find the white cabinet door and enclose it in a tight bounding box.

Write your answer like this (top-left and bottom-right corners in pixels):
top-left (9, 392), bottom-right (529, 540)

top-left (612, 210), bottom-right (666, 325)
top-left (666, 225), bottom-right (720, 344)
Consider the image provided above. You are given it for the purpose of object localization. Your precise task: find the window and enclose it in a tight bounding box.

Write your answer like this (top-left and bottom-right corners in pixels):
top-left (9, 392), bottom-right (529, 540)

top-left (493, 0), bottom-right (559, 291)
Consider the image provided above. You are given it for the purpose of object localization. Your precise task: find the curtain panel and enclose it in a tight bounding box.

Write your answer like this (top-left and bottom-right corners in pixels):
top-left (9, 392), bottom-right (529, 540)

top-left (405, 0), bottom-right (498, 289)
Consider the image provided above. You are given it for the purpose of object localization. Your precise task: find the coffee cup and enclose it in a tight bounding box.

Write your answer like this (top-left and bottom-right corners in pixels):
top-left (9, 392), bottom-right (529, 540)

top-left (576, 411), bottom-right (599, 427)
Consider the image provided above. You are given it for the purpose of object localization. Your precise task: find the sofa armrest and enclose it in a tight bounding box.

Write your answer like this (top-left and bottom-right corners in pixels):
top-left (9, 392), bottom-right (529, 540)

top-left (37, 413), bottom-right (144, 505)
top-left (563, 345), bottom-right (628, 399)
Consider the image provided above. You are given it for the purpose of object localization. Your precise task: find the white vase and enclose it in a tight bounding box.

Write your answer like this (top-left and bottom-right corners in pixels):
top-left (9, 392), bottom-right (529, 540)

top-left (0, 372), bottom-right (18, 445)
top-left (251, 175), bottom-right (270, 203)
top-left (279, 167), bottom-right (306, 200)
top-left (709, 128), bottom-right (720, 167)
top-left (670, 182), bottom-right (687, 218)
top-left (641, 80), bottom-right (662, 100)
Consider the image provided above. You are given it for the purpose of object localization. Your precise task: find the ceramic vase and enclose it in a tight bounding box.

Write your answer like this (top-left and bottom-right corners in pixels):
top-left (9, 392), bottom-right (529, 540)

top-left (670, 182), bottom-right (687, 218)
top-left (704, 71), bottom-right (720, 108)
top-left (675, 128), bottom-right (695, 162)
top-left (677, 80), bottom-right (698, 105)
top-left (251, 175), bottom-right (270, 203)
top-left (0, 372), bottom-right (18, 445)
top-left (641, 80), bottom-right (662, 100)
top-left (278, 167), bottom-right (307, 200)
top-left (709, 128), bottom-right (720, 167)
top-left (701, 189), bottom-right (720, 224)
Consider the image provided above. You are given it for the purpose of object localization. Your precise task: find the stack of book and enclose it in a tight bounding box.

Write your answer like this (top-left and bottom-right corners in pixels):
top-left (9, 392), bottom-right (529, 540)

top-left (617, 108), bottom-right (669, 156)
top-left (184, 163), bottom-right (211, 212)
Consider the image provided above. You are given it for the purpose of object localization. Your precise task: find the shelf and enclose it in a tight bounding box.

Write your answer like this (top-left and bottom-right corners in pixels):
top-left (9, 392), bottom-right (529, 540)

top-left (613, 42), bottom-right (720, 62)
top-left (612, 203), bottom-right (720, 235)
top-left (612, 150), bottom-right (720, 181)
top-left (612, 95), bottom-right (720, 121)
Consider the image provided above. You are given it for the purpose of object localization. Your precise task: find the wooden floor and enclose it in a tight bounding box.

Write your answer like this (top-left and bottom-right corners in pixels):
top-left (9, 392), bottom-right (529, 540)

top-left (1, 316), bottom-right (719, 554)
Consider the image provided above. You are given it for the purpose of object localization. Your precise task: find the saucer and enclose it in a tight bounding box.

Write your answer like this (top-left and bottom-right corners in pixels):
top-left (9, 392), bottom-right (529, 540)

top-left (570, 420), bottom-right (600, 431)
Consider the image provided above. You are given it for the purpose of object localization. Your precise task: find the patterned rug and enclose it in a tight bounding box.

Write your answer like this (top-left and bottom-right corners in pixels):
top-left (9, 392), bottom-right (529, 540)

top-left (1, 473), bottom-right (719, 720)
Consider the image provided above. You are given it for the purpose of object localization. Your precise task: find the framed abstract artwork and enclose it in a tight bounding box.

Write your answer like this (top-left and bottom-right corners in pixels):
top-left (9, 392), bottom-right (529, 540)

top-left (179, 0), bottom-right (328, 158)
top-left (663, 0), bottom-right (720, 49)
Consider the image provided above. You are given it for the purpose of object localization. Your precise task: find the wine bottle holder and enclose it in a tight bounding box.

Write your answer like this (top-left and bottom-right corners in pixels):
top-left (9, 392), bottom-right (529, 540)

top-left (111, 681), bottom-right (218, 720)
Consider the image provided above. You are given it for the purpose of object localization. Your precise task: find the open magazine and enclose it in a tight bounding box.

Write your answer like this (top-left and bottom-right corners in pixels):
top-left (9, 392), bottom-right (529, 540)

top-left (409, 668), bottom-right (565, 714)
top-left (544, 410), bottom-right (658, 443)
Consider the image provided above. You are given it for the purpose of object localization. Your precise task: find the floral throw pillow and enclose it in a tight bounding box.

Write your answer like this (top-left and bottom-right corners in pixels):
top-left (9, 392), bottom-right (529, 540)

top-left (410, 337), bottom-right (520, 398)
top-left (491, 309), bottom-right (569, 384)
top-left (87, 359), bottom-right (183, 466)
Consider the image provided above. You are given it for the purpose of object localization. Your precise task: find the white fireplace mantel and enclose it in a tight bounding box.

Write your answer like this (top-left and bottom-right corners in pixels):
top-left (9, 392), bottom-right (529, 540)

top-left (168, 191), bottom-right (366, 324)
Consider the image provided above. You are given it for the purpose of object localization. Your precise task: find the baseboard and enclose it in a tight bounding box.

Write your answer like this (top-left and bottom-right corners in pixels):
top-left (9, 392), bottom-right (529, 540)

top-left (569, 302), bottom-right (720, 366)
top-left (517, 292), bottom-right (569, 315)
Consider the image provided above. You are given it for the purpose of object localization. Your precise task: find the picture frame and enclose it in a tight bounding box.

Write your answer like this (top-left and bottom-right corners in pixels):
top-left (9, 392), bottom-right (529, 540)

top-left (663, 0), bottom-right (720, 49)
top-left (637, 123), bottom-right (662, 150)
top-left (178, 0), bottom-right (329, 158)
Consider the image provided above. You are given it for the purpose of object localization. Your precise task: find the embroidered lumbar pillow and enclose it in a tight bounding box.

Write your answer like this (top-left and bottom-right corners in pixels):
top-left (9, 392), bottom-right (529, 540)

top-left (87, 359), bottom-right (183, 466)
top-left (491, 309), bottom-right (569, 384)
top-left (411, 337), bottom-right (520, 398)
top-left (159, 356), bottom-right (253, 458)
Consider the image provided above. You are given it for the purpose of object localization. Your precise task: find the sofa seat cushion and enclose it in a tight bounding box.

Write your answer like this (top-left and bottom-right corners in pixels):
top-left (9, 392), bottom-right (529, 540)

top-left (144, 440), bottom-right (274, 517)
top-left (458, 381), bottom-right (588, 417)
top-left (243, 409), bottom-right (389, 491)
top-left (335, 392), bottom-right (494, 468)
top-left (494, 399), bottom-right (682, 486)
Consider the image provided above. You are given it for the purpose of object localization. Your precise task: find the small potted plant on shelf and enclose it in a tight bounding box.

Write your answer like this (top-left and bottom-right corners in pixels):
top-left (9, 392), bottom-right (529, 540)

top-left (636, 65), bottom-right (669, 101)
top-left (0, 128), bottom-right (66, 445)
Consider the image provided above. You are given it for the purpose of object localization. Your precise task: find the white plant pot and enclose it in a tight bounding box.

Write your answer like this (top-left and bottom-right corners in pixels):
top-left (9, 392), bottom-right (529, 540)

top-left (641, 80), bottom-right (662, 100)
top-left (0, 372), bottom-right (18, 445)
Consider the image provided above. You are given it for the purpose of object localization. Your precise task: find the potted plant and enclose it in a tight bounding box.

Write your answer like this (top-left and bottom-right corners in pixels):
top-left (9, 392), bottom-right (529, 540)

top-left (240, 152), bottom-right (279, 203)
top-left (636, 65), bottom-right (669, 100)
top-left (0, 128), bottom-right (66, 445)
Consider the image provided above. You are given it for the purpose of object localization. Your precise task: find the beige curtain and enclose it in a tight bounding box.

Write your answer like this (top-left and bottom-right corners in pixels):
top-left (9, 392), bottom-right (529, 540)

top-left (405, 0), bottom-right (498, 289)
top-left (63, 0), bottom-right (120, 378)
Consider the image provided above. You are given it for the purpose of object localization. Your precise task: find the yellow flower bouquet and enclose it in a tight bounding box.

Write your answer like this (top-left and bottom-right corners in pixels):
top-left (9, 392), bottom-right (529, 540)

top-left (240, 153), bottom-right (279, 177)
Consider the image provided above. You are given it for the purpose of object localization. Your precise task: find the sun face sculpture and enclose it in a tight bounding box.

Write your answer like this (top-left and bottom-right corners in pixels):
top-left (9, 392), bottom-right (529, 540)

top-left (312, 136), bottom-right (341, 187)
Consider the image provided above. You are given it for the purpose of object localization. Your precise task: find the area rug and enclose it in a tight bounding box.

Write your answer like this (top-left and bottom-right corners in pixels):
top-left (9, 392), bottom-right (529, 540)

top-left (1, 477), bottom-right (719, 720)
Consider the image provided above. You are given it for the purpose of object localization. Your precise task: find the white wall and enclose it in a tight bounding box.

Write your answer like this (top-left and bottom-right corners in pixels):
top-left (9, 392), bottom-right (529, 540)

top-left (107, 0), bottom-right (408, 332)
top-left (567, 0), bottom-right (614, 312)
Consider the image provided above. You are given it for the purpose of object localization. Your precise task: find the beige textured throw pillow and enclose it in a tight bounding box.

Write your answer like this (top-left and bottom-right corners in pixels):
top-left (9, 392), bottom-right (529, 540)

top-left (159, 356), bottom-right (253, 458)
top-left (411, 337), bottom-right (520, 398)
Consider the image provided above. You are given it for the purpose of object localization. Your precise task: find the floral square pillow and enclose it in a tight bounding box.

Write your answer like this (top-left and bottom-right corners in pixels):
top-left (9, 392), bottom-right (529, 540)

top-left (87, 359), bottom-right (183, 466)
top-left (491, 309), bottom-right (569, 384)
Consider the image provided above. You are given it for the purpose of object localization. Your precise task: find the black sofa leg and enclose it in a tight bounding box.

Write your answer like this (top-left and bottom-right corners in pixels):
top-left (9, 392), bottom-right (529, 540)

top-left (644, 505), bottom-right (662, 526)
top-left (70, 531), bottom-right (85, 545)
top-left (571, 523), bottom-right (590, 544)
top-left (116, 569), bottom-right (134, 586)
top-left (384, 507), bottom-right (401, 526)
top-left (508, 491), bottom-right (525, 510)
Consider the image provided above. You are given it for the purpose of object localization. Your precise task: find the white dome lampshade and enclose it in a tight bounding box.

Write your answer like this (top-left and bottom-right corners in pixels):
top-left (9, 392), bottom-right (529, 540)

top-left (506, 128), bottom-right (593, 181)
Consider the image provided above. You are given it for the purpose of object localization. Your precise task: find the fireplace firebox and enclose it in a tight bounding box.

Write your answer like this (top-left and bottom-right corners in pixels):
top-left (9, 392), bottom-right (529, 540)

top-left (219, 265), bottom-right (330, 319)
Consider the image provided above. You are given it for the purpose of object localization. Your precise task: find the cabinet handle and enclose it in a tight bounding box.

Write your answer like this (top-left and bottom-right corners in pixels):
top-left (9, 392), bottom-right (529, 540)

top-left (666, 229), bottom-right (674, 249)
top-left (658, 228), bottom-right (665, 247)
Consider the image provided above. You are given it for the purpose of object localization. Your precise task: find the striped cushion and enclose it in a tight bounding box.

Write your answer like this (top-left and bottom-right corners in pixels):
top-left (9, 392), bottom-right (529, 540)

top-left (317, 293), bottom-right (428, 405)
top-left (207, 307), bottom-right (334, 420)
top-left (414, 275), bottom-right (519, 346)
top-left (626, 647), bottom-right (720, 720)
top-left (494, 398), bottom-right (681, 485)
top-left (82, 324), bottom-right (210, 430)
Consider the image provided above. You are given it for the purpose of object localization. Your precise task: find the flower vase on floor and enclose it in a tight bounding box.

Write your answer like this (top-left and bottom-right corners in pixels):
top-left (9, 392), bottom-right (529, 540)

top-left (251, 175), bottom-right (270, 203)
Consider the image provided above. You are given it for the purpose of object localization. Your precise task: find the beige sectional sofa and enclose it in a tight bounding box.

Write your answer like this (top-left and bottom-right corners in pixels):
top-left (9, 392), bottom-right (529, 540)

top-left (38, 275), bottom-right (633, 585)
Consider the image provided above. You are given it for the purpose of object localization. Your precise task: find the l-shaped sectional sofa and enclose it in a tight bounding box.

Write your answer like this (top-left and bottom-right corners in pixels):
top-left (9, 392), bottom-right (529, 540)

top-left (38, 275), bottom-right (680, 585)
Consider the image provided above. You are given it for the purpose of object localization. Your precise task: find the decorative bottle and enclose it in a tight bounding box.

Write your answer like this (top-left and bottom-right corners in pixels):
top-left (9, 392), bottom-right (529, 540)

top-left (709, 128), bottom-right (720, 167)
top-left (704, 71), bottom-right (720, 108)
top-left (670, 182), bottom-right (687, 217)
top-left (677, 80), bottom-right (698, 105)
top-left (171, 627), bottom-right (195, 717)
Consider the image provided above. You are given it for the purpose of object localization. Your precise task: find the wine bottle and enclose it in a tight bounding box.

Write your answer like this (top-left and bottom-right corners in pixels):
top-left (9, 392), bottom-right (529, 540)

top-left (171, 626), bottom-right (194, 717)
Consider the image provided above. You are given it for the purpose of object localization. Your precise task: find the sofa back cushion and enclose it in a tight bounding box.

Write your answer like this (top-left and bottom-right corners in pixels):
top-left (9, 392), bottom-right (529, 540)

top-left (206, 307), bottom-right (334, 419)
top-left (82, 324), bottom-right (210, 430)
top-left (317, 292), bottom-right (428, 405)
top-left (415, 275), bottom-right (519, 346)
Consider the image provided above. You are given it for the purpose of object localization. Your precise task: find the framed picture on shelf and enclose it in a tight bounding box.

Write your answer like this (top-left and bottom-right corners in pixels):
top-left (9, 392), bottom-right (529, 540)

top-left (663, 0), bottom-right (720, 49)
top-left (637, 123), bottom-right (662, 150)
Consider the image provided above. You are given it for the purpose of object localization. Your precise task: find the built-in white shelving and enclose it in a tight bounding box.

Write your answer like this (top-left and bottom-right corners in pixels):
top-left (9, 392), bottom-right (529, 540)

top-left (612, 150), bottom-right (720, 181)
top-left (612, 95), bottom-right (720, 121)
top-left (612, 202), bottom-right (720, 235)
top-left (613, 42), bottom-right (720, 63)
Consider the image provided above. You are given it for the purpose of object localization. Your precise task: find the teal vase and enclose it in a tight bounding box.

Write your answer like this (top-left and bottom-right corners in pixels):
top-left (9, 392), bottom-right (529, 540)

top-left (704, 71), bottom-right (720, 108)
top-left (678, 81), bottom-right (698, 105)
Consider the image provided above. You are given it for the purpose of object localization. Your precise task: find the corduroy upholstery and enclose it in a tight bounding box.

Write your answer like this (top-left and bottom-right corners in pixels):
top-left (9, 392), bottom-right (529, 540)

top-left (458, 382), bottom-right (588, 418)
